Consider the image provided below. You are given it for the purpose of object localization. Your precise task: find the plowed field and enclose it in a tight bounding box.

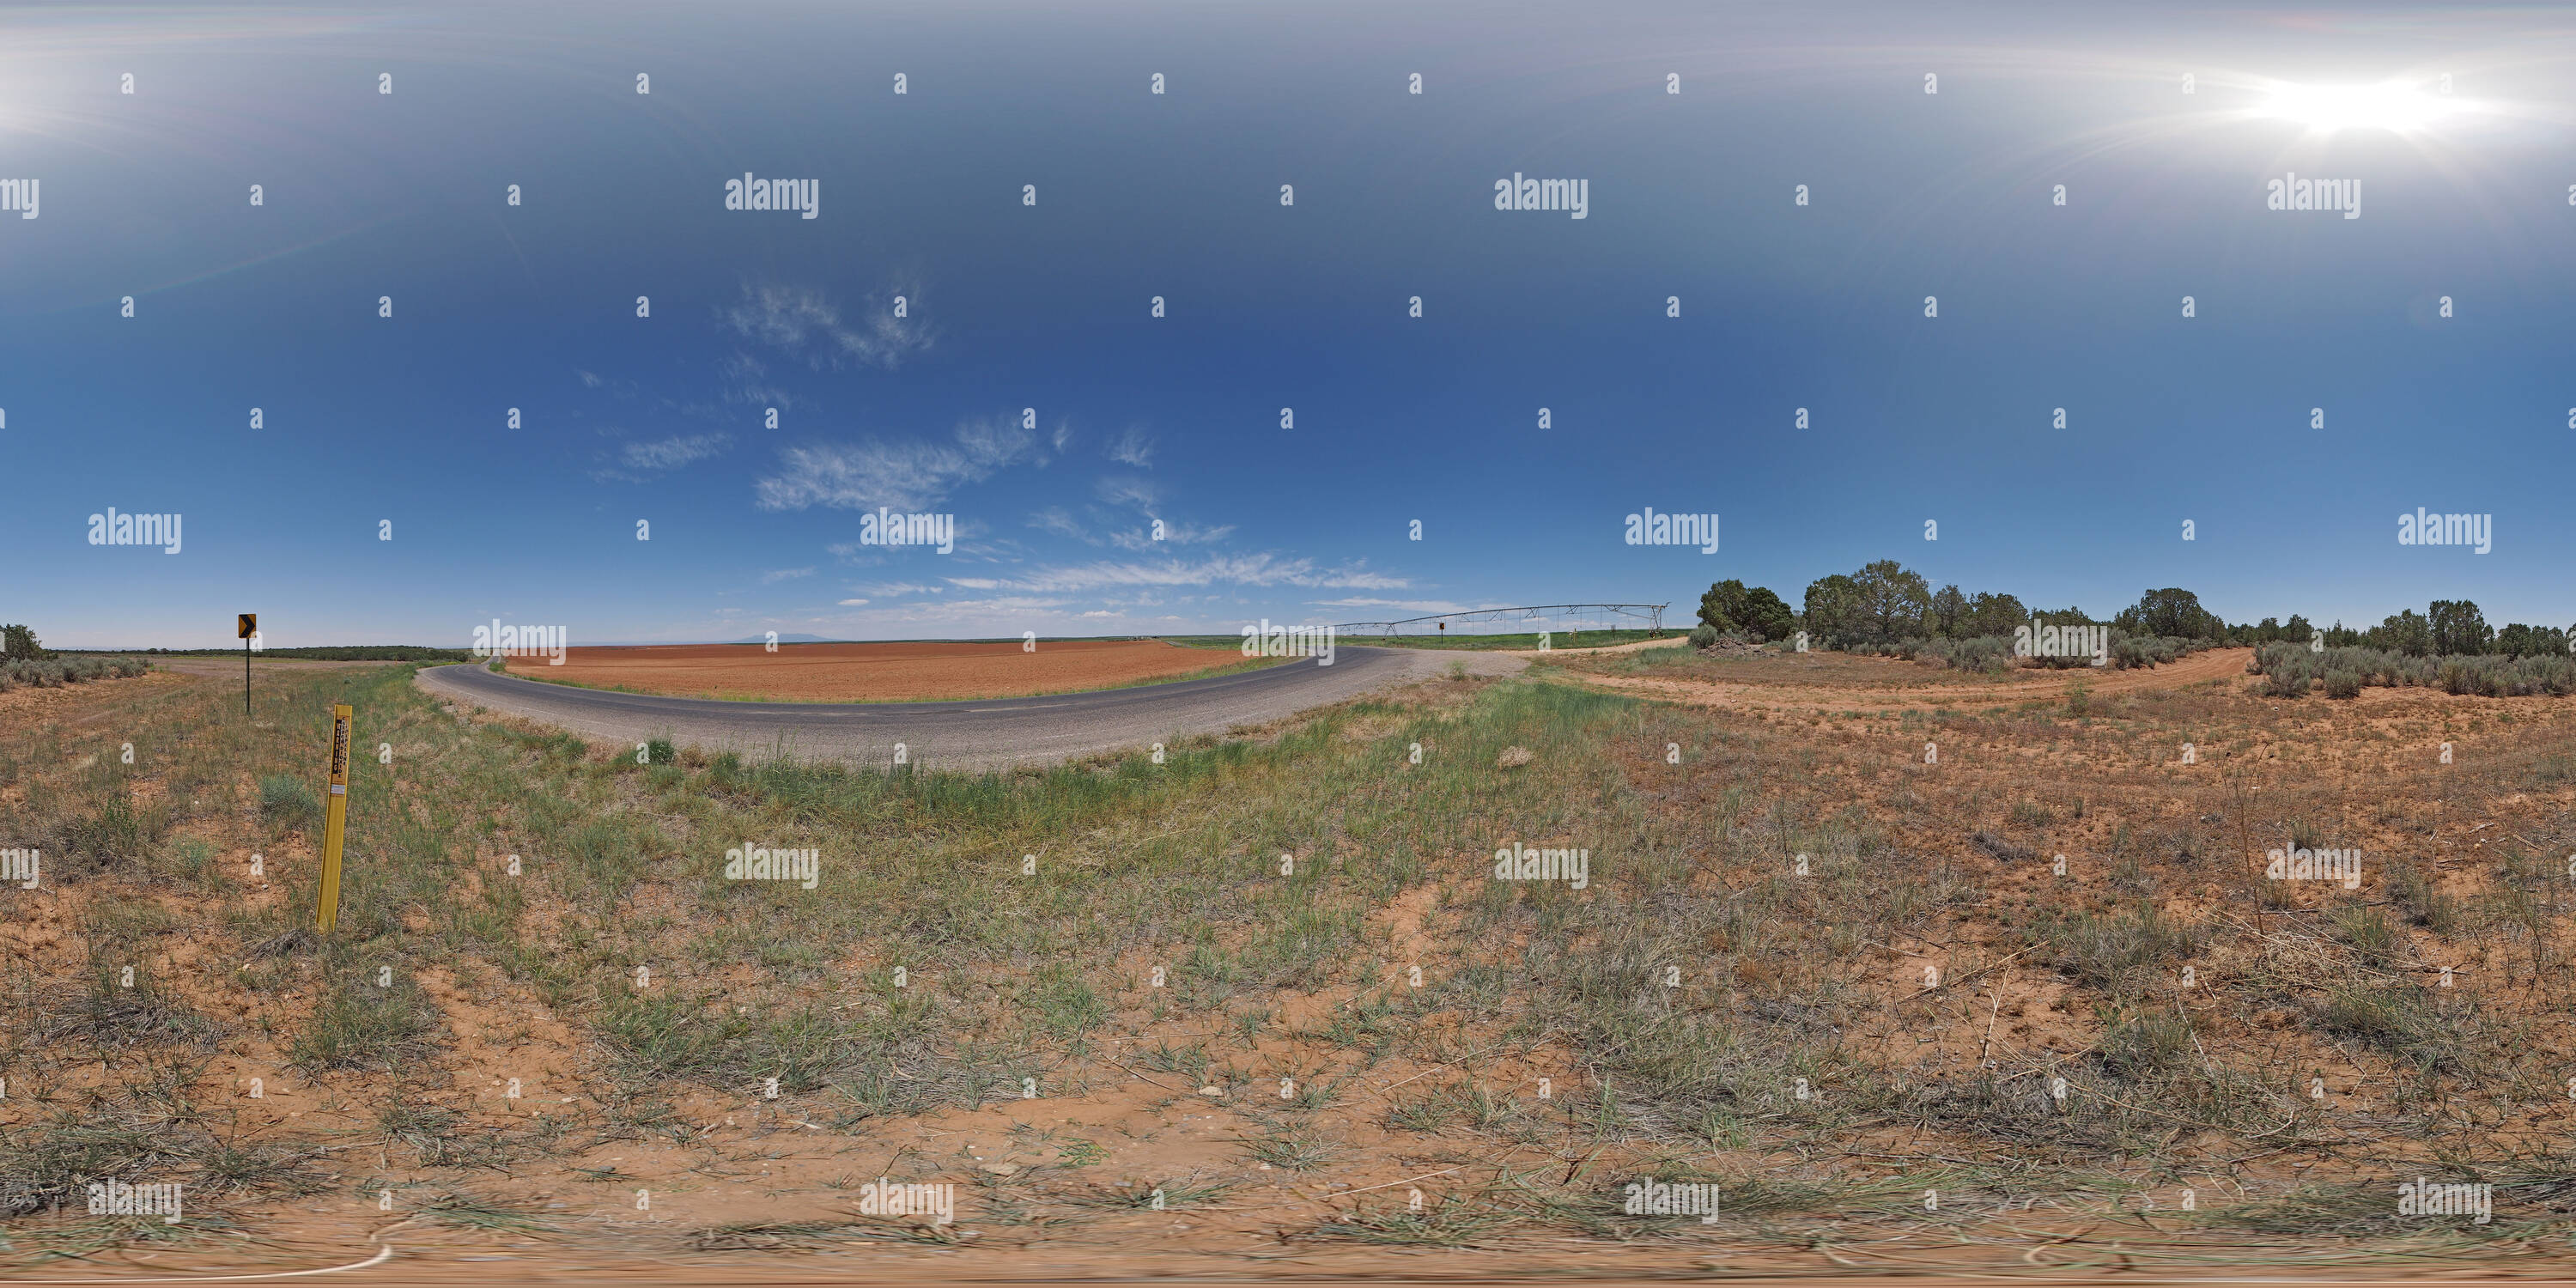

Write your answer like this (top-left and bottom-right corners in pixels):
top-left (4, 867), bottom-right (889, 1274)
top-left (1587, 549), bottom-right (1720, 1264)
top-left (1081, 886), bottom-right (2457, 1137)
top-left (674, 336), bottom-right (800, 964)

top-left (501, 638), bottom-right (1251, 702)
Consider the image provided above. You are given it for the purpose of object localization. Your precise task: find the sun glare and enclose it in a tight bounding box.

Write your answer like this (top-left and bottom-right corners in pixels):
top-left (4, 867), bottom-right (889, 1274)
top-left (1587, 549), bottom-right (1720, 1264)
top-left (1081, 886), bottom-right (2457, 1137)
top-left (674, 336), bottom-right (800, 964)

top-left (2256, 80), bottom-right (2457, 134)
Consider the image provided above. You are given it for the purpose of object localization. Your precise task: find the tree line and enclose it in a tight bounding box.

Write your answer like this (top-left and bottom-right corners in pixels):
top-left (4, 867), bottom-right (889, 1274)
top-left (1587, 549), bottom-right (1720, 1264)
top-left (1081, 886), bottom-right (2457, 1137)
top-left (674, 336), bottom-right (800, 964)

top-left (1689, 561), bottom-right (2570, 659)
top-left (0, 627), bottom-right (471, 664)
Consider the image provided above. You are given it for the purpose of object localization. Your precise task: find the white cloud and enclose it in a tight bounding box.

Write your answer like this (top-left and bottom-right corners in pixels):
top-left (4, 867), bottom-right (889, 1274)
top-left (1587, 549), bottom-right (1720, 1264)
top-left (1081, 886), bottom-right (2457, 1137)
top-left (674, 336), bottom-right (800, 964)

top-left (593, 432), bottom-right (732, 482)
top-left (1108, 520), bottom-right (1234, 551)
top-left (837, 598), bottom-right (869, 606)
top-left (838, 595), bottom-right (1075, 623)
top-left (720, 352), bottom-right (798, 410)
top-left (757, 417), bottom-right (1040, 513)
top-left (629, 434), bottom-right (730, 471)
top-left (1028, 507), bottom-right (1090, 540)
top-left (943, 554), bottom-right (1406, 595)
top-left (720, 281), bottom-right (933, 372)
top-left (1094, 475), bottom-right (1159, 512)
top-left (759, 567), bottom-right (816, 584)
top-left (1106, 425), bottom-right (1154, 468)
top-left (1309, 598), bottom-right (1487, 614)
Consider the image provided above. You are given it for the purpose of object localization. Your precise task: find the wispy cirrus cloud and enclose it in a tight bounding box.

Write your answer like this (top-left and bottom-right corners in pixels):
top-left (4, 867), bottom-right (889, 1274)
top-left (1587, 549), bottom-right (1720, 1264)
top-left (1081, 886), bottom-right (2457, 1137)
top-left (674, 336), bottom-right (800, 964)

top-left (592, 432), bottom-right (732, 482)
top-left (1309, 598), bottom-right (1492, 614)
top-left (758, 417), bottom-right (1042, 513)
top-left (1108, 520), bottom-right (1233, 551)
top-left (720, 279), bottom-right (933, 372)
top-left (1105, 425), bottom-right (1153, 468)
top-left (1094, 475), bottom-right (1158, 511)
top-left (942, 554), bottom-right (1406, 595)
top-left (1030, 495), bottom-right (1230, 551)
top-left (1027, 507), bottom-right (1090, 540)
top-left (719, 352), bottom-right (798, 411)
top-left (758, 567), bottom-right (815, 585)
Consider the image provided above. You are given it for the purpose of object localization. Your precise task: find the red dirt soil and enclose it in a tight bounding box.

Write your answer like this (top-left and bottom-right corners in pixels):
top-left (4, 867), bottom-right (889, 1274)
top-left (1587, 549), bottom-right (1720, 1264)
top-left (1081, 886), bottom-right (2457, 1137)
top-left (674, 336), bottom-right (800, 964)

top-left (500, 639), bottom-right (1248, 702)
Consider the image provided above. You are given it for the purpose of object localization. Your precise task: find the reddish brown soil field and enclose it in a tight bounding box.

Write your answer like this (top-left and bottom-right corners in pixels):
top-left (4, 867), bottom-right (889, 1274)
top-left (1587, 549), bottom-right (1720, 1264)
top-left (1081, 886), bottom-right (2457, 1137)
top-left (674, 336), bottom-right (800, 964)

top-left (501, 639), bottom-right (1249, 702)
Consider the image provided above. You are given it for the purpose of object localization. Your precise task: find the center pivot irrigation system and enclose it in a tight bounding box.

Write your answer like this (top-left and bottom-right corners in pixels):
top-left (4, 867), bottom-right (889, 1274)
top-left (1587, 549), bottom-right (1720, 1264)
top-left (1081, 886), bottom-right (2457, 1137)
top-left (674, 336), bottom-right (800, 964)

top-left (1327, 603), bottom-right (1670, 642)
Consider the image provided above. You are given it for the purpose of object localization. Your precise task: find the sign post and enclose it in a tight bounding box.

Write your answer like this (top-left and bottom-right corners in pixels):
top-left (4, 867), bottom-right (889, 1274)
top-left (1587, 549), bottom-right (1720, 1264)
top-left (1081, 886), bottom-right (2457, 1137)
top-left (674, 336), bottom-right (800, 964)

top-left (317, 703), bottom-right (351, 933)
top-left (238, 614), bottom-right (257, 715)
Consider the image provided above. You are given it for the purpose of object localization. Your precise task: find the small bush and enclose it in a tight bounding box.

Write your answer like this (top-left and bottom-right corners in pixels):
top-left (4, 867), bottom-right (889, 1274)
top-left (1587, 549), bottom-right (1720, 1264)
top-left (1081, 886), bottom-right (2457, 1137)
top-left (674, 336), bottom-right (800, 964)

top-left (1687, 623), bottom-right (1718, 648)
top-left (2332, 904), bottom-right (2397, 964)
top-left (2316, 984), bottom-right (2462, 1072)
top-left (2324, 669), bottom-right (2363, 699)
top-left (2099, 1006), bottom-right (2196, 1082)
top-left (2054, 904), bottom-right (2196, 993)
top-left (2263, 661), bottom-right (2311, 698)
top-left (2385, 860), bottom-right (2461, 935)
top-left (0, 656), bottom-right (145, 688)
top-left (65, 796), bottom-right (146, 864)
top-left (258, 775), bottom-right (324, 830)
top-left (155, 835), bottom-right (217, 884)
top-left (2259, 642), bottom-right (2576, 699)
top-left (1912, 635), bottom-right (2012, 675)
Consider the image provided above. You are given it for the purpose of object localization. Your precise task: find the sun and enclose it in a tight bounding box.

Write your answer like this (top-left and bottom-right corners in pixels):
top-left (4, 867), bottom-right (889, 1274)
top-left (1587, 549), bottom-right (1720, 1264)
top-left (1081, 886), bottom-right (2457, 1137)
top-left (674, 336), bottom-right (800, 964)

top-left (2254, 80), bottom-right (2458, 134)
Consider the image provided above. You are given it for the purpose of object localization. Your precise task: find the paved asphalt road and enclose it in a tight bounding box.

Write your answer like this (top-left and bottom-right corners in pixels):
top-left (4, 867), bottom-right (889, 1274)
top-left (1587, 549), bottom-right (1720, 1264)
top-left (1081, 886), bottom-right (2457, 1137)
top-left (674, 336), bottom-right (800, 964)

top-left (416, 647), bottom-right (1519, 771)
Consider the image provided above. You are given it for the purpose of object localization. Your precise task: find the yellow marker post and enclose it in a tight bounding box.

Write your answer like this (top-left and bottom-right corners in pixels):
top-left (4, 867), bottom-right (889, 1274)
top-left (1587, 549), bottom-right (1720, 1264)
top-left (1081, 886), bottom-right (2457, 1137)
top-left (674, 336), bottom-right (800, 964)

top-left (317, 704), bottom-right (351, 933)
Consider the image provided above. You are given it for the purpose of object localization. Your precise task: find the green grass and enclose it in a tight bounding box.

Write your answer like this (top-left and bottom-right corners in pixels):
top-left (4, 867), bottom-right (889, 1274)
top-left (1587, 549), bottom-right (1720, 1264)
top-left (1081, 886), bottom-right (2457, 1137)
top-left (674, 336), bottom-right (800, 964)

top-left (14, 640), bottom-right (2576, 1258)
top-left (287, 969), bottom-right (442, 1072)
top-left (257, 774), bottom-right (322, 830)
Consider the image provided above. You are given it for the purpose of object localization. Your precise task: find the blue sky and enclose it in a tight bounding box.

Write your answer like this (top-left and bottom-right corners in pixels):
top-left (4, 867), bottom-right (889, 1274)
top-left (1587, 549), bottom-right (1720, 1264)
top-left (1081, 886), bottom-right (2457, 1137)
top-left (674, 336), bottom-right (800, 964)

top-left (6, 1), bottom-right (2573, 648)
